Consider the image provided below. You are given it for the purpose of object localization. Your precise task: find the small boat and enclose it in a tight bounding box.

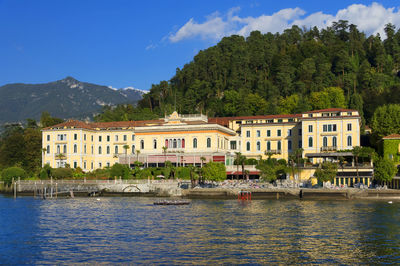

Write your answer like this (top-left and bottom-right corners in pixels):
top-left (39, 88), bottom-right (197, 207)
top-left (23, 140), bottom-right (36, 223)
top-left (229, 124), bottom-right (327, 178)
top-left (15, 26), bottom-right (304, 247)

top-left (153, 200), bottom-right (190, 205)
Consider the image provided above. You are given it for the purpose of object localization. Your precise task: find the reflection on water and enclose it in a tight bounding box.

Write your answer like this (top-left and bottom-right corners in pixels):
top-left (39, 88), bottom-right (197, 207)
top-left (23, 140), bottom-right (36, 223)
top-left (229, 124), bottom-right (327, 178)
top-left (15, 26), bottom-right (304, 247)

top-left (0, 195), bottom-right (400, 264)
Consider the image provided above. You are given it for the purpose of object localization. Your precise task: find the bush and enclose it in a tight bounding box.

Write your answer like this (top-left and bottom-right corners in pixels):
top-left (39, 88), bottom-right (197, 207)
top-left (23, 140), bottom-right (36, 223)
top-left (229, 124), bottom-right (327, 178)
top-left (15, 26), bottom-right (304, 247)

top-left (1, 166), bottom-right (27, 186)
top-left (176, 167), bottom-right (190, 179)
top-left (374, 156), bottom-right (397, 183)
top-left (202, 162), bottom-right (226, 181)
top-left (110, 163), bottom-right (130, 179)
top-left (85, 168), bottom-right (111, 179)
top-left (39, 169), bottom-right (48, 179)
top-left (137, 168), bottom-right (152, 179)
top-left (51, 168), bottom-right (74, 179)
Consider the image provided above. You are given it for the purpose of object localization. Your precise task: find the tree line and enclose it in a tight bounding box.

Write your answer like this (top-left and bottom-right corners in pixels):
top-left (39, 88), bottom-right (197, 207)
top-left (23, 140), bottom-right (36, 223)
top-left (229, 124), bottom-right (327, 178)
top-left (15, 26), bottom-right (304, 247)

top-left (133, 21), bottom-right (400, 126)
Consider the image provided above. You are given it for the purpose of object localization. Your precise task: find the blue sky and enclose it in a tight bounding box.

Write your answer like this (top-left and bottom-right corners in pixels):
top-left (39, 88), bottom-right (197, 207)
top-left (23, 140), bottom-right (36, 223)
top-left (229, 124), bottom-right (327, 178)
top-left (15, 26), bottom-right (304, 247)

top-left (1, 0), bottom-right (399, 91)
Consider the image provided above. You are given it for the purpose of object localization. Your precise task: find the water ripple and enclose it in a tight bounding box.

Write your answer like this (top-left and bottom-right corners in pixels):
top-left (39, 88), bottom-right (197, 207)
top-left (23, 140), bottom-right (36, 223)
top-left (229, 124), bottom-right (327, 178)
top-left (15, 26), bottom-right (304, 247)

top-left (1, 196), bottom-right (400, 264)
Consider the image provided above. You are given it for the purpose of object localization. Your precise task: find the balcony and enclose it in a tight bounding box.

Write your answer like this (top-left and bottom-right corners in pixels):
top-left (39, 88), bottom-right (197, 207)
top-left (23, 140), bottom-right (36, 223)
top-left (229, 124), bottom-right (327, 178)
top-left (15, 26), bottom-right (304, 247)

top-left (55, 153), bottom-right (67, 159)
top-left (265, 149), bottom-right (282, 154)
top-left (320, 146), bottom-right (337, 152)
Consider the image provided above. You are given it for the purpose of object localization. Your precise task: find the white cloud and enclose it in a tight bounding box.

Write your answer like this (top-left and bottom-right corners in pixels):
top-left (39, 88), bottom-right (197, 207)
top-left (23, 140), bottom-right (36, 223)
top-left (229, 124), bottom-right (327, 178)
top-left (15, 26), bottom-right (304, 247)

top-left (145, 43), bottom-right (157, 50)
top-left (234, 7), bottom-right (305, 36)
top-left (168, 2), bottom-right (400, 42)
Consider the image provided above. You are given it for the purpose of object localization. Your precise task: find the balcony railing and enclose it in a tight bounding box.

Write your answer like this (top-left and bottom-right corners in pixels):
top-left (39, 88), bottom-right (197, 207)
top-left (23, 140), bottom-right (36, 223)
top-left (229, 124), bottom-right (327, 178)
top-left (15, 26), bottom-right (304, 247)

top-left (265, 149), bottom-right (282, 154)
top-left (320, 146), bottom-right (337, 152)
top-left (55, 153), bottom-right (66, 159)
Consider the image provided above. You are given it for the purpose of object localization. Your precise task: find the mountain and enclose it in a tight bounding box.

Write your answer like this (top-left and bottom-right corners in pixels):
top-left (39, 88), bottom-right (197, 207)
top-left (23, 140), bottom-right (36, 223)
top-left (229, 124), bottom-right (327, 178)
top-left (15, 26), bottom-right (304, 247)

top-left (0, 77), bottom-right (145, 124)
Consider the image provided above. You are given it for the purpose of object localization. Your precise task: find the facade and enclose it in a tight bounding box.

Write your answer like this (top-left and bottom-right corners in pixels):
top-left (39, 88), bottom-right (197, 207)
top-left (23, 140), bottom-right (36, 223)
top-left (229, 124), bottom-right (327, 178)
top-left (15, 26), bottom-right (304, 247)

top-left (42, 108), bottom-right (369, 183)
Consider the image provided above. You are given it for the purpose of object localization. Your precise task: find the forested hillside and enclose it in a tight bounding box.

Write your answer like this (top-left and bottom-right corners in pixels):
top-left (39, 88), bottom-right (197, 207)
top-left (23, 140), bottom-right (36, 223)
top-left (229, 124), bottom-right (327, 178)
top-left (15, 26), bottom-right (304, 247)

top-left (137, 21), bottom-right (400, 124)
top-left (0, 77), bottom-right (143, 124)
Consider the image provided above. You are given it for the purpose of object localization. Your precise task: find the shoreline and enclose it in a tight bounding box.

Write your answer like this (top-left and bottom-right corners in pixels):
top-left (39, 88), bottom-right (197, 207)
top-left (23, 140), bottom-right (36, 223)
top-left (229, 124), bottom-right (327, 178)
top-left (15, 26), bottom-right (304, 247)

top-left (2, 187), bottom-right (400, 200)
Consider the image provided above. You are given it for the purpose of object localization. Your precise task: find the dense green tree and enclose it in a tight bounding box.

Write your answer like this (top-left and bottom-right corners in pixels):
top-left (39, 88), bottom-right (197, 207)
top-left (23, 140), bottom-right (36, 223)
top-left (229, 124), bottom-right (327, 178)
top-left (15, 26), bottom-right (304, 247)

top-left (1, 166), bottom-right (26, 186)
top-left (130, 22), bottom-right (400, 124)
top-left (314, 161), bottom-right (338, 183)
top-left (256, 158), bottom-right (288, 182)
top-left (371, 104), bottom-right (400, 142)
top-left (50, 168), bottom-right (74, 179)
top-left (110, 163), bottom-right (131, 179)
top-left (40, 111), bottom-right (64, 127)
top-left (374, 156), bottom-right (397, 183)
top-left (202, 162), bottom-right (226, 181)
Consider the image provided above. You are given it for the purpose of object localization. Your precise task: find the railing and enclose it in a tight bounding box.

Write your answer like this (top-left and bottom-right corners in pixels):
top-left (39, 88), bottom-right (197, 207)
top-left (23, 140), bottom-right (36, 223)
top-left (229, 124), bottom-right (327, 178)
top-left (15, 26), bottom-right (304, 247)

top-left (16, 179), bottom-right (178, 185)
top-left (226, 165), bottom-right (258, 171)
top-left (55, 153), bottom-right (66, 159)
top-left (265, 149), bottom-right (282, 154)
top-left (320, 146), bottom-right (337, 152)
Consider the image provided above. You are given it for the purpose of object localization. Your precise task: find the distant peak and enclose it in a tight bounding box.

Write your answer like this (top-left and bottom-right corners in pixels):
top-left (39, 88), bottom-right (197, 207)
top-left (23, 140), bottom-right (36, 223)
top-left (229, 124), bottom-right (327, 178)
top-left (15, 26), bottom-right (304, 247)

top-left (60, 76), bottom-right (83, 89)
top-left (61, 76), bottom-right (78, 82)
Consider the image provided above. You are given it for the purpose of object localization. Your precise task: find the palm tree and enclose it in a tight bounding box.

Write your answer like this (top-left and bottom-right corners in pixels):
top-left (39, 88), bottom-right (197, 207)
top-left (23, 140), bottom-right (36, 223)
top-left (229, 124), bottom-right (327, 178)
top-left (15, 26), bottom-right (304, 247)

top-left (244, 170), bottom-right (250, 181)
top-left (41, 147), bottom-right (47, 166)
top-left (162, 146), bottom-right (168, 165)
top-left (136, 149), bottom-right (140, 163)
top-left (200, 156), bottom-right (206, 167)
top-left (234, 152), bottom-right (241, 180)
top-left (352, 146), bottom-right (363, 181)
top-left (241, 155), bottom-right (246, 180)
top-left (234, 152), bottom-right (246, 180)
top-left (123, 144), bottom-right (130, 166)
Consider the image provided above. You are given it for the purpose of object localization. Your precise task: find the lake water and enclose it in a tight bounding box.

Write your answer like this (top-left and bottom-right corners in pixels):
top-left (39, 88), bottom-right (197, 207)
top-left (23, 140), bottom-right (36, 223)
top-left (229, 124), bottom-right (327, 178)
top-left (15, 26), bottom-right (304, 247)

top-left (0, 195), bottom-right (400, 265)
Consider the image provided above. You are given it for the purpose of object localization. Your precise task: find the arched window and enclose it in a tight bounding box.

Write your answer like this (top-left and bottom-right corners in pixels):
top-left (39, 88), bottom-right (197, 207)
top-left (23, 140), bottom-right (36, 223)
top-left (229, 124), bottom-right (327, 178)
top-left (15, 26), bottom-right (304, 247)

top-left (63, 145), bottom-right (67, 154)
top-left (165, 139), bottom-right (168, 148)
top-left (332, 137), bottom-right (337, 147)
top-left (277, 141), bottom-right (281, 151)
top-left (131, 145), bottom-right (135, 153)
top-left (84, 145), bottom-right (86, 154)
top-left (267, 141), bottom-right (271, 151)
top-left (256, 141), bottom-right (261, 151)
top-left (140, 140), bottom-right (144, 149)
top-left (173, 139), bottom-right (177, 148)
top-left (246, 141), bottom-right (250, 151)
top-left (107, 146), bottom-right (110, 154)
top-left (74, 144), bottom-right (77, 153)
top-left (57, 145), bottom-right (60, 154)
top-left (308, 137), bottom-right (313, 148)
top-left (178, 139), bottom-right (181, 148)
top-left (207, 138), bottom-right (211, 148)
top-left (98, 146), bottom-right (102, 154)
top-left (115, 145), bottom-right (118, 154)
top-left (153, 139), bottom-right (157, 149)
top-left (347, 136), bottom-right (352, 147)
top-left (47, 145), bottom-right (50, 154)
top-left (323, 137), bottom-right (328, 147)
top-left (193, 138), bottom-right (197, 149)
top-left (288, 140), bottom-right (292, 151)
top-left (182, 139), bottom-right (185, 148)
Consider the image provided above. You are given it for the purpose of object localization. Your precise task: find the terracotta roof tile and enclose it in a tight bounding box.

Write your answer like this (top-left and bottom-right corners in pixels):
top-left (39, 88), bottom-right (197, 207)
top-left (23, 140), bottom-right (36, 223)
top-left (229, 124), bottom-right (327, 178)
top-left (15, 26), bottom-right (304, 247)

top-left (382, 134), bottom-right (400, 139)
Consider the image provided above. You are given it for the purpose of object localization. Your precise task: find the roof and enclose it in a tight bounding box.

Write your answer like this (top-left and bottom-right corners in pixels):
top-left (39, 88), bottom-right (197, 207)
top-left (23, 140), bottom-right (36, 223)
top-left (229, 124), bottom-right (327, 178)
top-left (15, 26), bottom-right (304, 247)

top-left (43, 120), bottom-right (92, 130)
top-left (209, 113), bottom-right (301, 123)
top-left (44, 118), bottom-right (216, 131)
top-left (382, 134), bottom-right (400, 140)
top-left (43, 119), bottom-right (164, 130)
top-left (303, 108), bottom-right (357, 114)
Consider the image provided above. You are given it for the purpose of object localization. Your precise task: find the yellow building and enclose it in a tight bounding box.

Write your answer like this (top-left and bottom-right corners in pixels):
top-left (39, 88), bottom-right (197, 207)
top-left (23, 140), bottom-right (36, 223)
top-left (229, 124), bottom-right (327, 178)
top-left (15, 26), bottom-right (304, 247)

top-left (42, 108), bottom-right (372, 185)
top-left (42, 112), bottom-right (236, 171)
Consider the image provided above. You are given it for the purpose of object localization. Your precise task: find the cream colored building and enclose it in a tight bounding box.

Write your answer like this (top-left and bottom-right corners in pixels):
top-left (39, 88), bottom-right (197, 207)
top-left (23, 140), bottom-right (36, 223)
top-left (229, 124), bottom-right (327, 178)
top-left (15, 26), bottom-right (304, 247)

top-left (42, 108), bottom-right (368, 184)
